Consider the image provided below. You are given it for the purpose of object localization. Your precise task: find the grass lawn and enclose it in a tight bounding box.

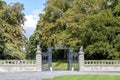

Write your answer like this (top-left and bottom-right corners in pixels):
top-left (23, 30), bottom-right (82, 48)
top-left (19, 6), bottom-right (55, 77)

top-left (52, 61), bottom-right (68, 70)
top-left (52, 60), bottom-right (79, 70)
top-left (44, 75), bottom-right (120, 80)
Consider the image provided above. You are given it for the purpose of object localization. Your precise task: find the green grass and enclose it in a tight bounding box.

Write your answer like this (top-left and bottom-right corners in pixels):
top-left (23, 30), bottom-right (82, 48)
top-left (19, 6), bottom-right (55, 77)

top-left (52, 60), bottom-right (79, 70)
top-left (52, 60), bottom-right (68, 70)
top-left (44, 75), bottom-right (120, 80)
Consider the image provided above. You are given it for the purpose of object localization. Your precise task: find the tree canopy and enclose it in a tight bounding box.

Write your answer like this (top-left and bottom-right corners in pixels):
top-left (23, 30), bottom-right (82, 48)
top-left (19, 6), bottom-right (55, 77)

top-left (0, 0), bottom-right (26, 59)
top-left (1, 0), bottom-right (119, 60)
top-left (28, 0), bottom-right (120, 60)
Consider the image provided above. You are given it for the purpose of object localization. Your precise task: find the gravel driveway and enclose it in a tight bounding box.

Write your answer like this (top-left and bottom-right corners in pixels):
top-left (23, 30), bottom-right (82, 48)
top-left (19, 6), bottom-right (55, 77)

top-left (0, 71), bottom-right (120, 80)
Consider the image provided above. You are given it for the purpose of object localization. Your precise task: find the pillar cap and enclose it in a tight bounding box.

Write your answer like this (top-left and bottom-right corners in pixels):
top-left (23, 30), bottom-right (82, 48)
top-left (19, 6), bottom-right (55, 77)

top-left (79, 51), bottom-right (84, 55)
top-left (36, 50), bottom-right (42, 54)
top-left (36, 45), bottom-right (42, 54)
top-left (79, 46), bottom-right (84, 55)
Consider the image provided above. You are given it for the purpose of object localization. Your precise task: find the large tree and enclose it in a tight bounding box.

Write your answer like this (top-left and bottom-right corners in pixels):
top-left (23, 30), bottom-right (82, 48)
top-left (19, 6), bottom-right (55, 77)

top-left (0, 0), bottom-right (26, 59)
top-left (26, 0), bottom-right (73, 59)
top-left (28, 0), bottom-right (120, 60)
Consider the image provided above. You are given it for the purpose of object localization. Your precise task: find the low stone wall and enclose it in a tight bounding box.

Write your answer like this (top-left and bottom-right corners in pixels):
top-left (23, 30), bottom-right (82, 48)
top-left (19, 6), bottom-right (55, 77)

top-left (0, 65), bottom-right (36, 72)
top-left (78, 47), bottom-right (120, 72)
top-left (0, 60), bottom-right (37, 72)
top-left (0, 45), bottom-right (43, 72)
top-left (81, 60), bottom-right (120, 71)
top-left (83, 65), bottom-right (120, 71)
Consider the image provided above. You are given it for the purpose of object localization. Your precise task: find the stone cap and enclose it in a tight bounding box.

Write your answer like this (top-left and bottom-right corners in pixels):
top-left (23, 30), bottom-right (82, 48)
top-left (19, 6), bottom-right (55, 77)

top-left (36, 45), bottom-right (42, 54)
top-left (79, 46), bottom-right (84, 55)
top-left (36, 50), bottom-right (42, 54)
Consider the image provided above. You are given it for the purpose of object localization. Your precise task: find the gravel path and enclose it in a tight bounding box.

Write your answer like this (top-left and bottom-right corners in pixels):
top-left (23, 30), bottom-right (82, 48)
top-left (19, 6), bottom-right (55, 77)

top-left (0, 71), bottom-right (120, 80)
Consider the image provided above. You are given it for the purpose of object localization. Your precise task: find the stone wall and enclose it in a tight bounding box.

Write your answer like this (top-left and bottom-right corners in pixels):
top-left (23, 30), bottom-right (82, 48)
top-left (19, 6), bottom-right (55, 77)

top-left (83, 65), bottom-right (120, 71)
top-left (83, 60), bottom-right (120, 71)
top-left (0, 45), bottom-right (42, 72)
top-left (78, 47), bottom-right (120, 71)
top-left (0, 65), bottom-right (36, 72)
top-left (0, 60), bottom-right (37, 72)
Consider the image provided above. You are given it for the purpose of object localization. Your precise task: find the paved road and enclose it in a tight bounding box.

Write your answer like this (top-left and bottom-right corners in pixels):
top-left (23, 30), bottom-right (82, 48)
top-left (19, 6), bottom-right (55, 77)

top-left (0, 71), bottom-right (120, 80)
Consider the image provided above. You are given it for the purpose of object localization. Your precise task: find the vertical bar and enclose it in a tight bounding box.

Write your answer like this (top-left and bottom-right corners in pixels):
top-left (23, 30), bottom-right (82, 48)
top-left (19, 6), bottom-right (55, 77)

top-left (48, 47), bottom-right (52, 71)
top-left (68, 48), bottom-right (73, 71)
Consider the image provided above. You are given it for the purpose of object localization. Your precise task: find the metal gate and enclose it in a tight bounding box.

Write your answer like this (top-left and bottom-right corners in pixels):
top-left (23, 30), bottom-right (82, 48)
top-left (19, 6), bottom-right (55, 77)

top-left (42, 52), bottom-right (49, 71)
top-left (71, 52), bottom-right (79, 71)
top-left (42, 47), bottom-right (79, 71)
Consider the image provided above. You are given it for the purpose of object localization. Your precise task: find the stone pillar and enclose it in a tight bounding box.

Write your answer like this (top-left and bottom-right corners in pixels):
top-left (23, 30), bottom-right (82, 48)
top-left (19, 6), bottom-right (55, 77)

top-left (79, 46), bottom-right (85, 71)
top-left (36, 45), bottom-right (42, 71)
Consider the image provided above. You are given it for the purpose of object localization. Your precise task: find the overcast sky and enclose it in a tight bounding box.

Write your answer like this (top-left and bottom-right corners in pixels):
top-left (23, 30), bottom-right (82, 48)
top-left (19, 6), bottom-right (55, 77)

top-left (5, 0), bottom-right (47, 38)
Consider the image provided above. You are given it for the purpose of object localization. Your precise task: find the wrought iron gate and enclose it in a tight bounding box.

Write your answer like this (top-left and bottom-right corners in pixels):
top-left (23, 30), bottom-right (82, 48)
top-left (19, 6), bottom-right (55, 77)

top-left (42, 52), bottom-right (49, 71)
top-left (71, 52), bottom-right (79, 71)
top-left (42, 47), bottom-right (79, 71)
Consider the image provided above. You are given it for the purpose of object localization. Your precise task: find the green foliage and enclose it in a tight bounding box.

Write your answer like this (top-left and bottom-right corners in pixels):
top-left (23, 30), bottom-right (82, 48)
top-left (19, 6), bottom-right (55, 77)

top-left (113, 2), bottom-right (120, 16)
top-left (113, 34), bottom-right (120, 51)
top-left (85, 42), bottom-right (119, 60)
top-left (0, 33), bottom-right (5, 57)
top-left (4, 44), bottom-right (25, 59)
top-left (0, 0), bottom-right (26, 59)
top-left (26, 34), bottom-right (38, 59)
top-left (28, 0), bottom-right (120, 60)
top-left (83, 7), bottom-right (120, 59)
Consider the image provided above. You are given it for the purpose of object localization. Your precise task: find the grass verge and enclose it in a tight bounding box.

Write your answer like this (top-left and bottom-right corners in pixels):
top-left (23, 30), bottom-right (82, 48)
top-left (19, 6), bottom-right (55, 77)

top-left (43, 75), bottom-right (120, 80)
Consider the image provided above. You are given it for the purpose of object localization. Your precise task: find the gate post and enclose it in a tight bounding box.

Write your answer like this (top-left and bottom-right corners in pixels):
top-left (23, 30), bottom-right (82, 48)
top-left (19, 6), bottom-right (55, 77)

top-left (48, 47), bottom-right (52, 71)
top-left (79, 46), bottom-right (84, 71)
top-left (68, 48), bottom-right (73, 71)
top-left (36, 45), bottom-right (42, 71)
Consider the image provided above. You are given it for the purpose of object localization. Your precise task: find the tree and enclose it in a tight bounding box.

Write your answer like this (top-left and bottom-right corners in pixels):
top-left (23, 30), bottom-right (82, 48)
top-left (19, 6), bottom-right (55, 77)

top-left (0, 33), bottom-right (5, 58)
top-left (0, 1), bottom-right (26, 59)
top-left (84, 1), bottom-right (120, 59)
top-left (29, 0), bottom-right (120, 60)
